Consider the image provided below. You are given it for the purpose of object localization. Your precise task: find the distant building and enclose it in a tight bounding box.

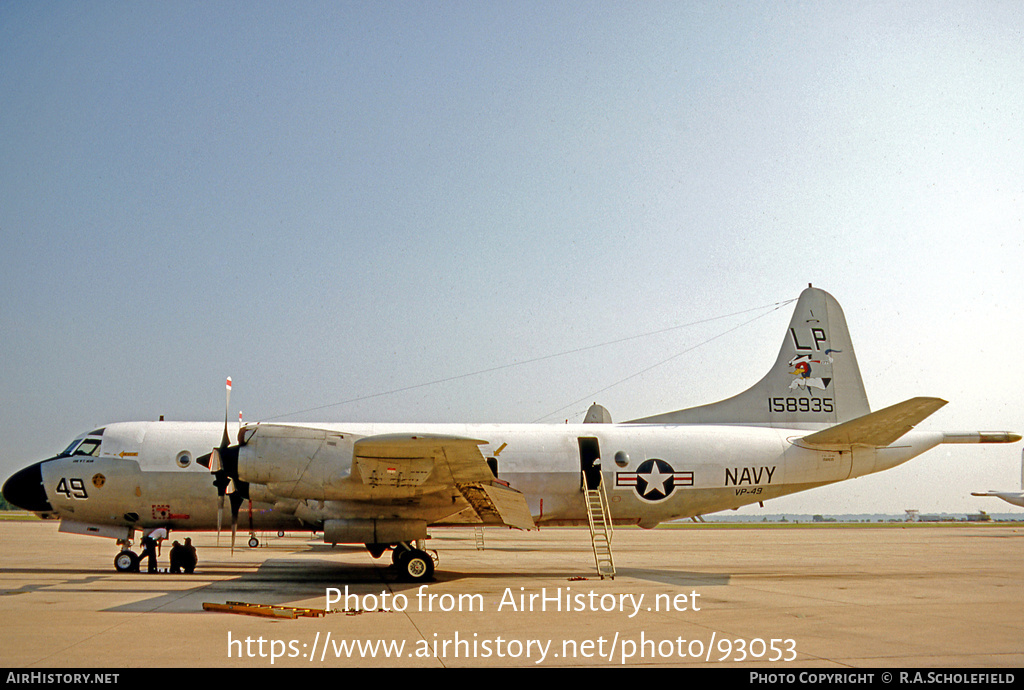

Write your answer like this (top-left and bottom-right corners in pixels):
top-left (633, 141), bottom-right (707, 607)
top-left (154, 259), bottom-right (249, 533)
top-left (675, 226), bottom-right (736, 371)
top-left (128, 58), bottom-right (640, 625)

top-left (919, 514), bottom-right (957, 522)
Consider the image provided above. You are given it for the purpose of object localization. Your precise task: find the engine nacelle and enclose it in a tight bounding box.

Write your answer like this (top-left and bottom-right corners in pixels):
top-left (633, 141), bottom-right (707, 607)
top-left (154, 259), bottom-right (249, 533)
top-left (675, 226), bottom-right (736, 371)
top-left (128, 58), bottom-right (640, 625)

top-left (245, 483), bottom-right (279, 505)
top-left (323, 518), bottom-right (427, 545)
top-left (238, 425), bottom-right (356, 499)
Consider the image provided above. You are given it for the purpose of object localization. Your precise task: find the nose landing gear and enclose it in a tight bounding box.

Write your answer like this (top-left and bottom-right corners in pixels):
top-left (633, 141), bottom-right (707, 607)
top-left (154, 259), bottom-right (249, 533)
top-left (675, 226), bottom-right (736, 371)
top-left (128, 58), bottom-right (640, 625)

top-left (114, 549), bottom-right (140, 572)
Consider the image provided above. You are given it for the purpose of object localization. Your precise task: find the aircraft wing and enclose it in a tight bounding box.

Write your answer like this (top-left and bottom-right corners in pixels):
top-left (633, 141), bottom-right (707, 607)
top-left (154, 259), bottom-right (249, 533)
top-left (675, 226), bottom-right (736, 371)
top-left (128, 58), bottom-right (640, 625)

top-left (237, 426), bottom-right (535, 529)
top-left (797, 397), bottom-right (948, 450)
top-left (352, 434), bottom-right (536, 530)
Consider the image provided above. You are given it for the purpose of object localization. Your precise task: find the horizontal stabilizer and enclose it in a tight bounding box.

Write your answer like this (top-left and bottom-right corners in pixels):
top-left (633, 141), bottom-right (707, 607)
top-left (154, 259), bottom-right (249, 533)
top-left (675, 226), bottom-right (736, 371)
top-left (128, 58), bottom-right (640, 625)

top-left (798, 397), bottom-right (948, 450)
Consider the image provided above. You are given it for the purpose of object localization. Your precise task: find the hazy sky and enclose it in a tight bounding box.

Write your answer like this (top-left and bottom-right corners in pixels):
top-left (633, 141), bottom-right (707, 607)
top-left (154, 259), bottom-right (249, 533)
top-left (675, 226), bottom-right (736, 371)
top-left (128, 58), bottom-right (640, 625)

top-left (2, 2), bottom-right (1022, 515)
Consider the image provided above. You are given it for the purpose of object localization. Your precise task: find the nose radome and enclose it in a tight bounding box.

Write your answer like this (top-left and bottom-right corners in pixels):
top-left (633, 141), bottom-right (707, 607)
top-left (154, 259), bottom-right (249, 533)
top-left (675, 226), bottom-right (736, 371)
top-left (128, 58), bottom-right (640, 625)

top-left (2, 461), bottom-right (53, 512)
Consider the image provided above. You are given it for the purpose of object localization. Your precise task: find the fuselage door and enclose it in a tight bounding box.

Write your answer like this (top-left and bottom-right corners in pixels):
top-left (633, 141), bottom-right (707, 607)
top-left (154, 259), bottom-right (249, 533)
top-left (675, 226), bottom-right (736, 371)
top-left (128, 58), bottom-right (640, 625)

top-left (578, 437), bottom-right (602, 490)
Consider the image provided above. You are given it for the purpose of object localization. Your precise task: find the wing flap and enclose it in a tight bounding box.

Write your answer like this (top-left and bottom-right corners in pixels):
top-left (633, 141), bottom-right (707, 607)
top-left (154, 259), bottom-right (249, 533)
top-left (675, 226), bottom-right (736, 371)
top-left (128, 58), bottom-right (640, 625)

top-left (798, 397), bottom-right (948, 450)
top-left (456, 481), bottom-right (536, 530)
top-left (352, 434), bottom-right (535, 529)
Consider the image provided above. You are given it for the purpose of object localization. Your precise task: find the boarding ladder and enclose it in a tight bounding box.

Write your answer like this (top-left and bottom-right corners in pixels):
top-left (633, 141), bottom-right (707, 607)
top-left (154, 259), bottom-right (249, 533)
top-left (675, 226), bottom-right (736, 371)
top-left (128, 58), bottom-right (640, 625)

top-left (474, 525), bottom-right (485, 550)
top-left (583, 471), bottom-right (615, 579)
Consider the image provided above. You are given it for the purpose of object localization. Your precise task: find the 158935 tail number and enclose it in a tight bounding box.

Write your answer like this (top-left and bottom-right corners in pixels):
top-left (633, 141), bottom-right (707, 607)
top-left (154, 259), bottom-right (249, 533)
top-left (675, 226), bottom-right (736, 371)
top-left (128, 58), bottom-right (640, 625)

top-left (768, 397), bottom-right (833, 413)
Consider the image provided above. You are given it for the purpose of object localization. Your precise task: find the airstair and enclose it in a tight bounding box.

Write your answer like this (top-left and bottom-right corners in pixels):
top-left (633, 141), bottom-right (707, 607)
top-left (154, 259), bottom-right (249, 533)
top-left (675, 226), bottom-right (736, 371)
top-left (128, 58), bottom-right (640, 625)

top-left (583, 472), bottom-right (615, 579)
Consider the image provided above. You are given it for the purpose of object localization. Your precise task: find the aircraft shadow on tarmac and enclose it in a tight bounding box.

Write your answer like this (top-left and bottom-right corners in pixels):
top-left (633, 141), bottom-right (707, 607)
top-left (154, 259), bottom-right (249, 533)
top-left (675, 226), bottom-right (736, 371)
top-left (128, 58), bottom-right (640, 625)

top-left (93, 552), bottom-right (731, 614)
top-left (97, 557), bottom-right (389, 614)
top-left (613, 567), bottom-right (729, 587)
top-left (0, 573), bottom-right (109, 598)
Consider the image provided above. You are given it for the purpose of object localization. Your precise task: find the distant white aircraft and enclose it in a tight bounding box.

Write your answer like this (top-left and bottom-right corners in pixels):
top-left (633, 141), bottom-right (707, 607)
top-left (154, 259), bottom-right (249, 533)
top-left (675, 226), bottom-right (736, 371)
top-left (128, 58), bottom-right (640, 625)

top-left (972, 450), bottom-right (1024, 508)
top-left (3, 286), bottom-right (1019, 580)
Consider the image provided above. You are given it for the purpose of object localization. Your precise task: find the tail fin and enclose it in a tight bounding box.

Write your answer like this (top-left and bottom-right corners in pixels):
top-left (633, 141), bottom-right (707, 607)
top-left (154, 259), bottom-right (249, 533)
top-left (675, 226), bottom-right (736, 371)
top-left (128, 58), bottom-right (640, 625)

top-left (628, 285), bottom-right (870, 428)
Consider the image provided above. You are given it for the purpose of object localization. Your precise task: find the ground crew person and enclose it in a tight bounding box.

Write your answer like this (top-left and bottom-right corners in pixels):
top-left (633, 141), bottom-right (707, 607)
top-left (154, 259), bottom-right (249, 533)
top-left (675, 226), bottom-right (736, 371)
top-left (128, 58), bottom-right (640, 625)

top-left (140, 535), bottom-right (158, 573)
top-left (182, 537), bottom-right (197, 573)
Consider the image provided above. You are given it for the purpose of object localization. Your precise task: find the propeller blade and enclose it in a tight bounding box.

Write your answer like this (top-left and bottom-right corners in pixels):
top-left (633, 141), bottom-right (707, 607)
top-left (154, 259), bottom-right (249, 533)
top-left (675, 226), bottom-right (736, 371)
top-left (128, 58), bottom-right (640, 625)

top-left (209, 448), bottom-right (223, 474)
top-left (217, 493), bottom-right (224, 546)
top-left (220, 377), bottom-right (232, 449)
top-left (228, 483), bottom-right (248, 556)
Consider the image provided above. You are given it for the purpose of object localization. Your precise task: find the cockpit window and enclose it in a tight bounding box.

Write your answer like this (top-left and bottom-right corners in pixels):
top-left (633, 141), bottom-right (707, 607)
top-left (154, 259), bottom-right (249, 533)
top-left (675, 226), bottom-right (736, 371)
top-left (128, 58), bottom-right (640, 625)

top-left (74, 439), bottom-right (101, 457)
top-left (58, 433), bottom-right (103, 458)
top-left (59, 439), bottom-right (83, 457)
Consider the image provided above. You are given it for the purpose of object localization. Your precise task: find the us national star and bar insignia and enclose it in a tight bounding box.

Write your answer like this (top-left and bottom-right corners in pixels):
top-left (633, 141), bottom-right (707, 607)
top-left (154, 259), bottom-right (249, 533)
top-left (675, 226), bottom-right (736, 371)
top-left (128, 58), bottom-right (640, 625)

top-left (616, 459), bottom-right (692, 502)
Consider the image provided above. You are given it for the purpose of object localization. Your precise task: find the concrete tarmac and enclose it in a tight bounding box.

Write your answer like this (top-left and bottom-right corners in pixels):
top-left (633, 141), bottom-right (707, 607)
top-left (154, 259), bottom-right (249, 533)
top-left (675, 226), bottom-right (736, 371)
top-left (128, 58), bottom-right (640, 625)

top-left (0, 519), bottom-right (1021, 669)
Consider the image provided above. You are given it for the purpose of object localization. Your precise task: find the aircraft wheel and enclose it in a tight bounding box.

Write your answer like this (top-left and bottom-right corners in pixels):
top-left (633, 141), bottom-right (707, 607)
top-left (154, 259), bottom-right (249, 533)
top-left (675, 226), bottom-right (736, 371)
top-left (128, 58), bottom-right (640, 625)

top-left (248, 537), bottom-right (259, 548)
top-left (399, 549), bottom-right (434, 582)
top-left (114, 550), bottom-right (140, 573)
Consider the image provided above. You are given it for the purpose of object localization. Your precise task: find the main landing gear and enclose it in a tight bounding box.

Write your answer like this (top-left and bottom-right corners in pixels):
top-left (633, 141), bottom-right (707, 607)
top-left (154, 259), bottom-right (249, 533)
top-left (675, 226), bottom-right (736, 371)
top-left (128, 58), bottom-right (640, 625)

top-left (366, 541), bottom-right (437, 582)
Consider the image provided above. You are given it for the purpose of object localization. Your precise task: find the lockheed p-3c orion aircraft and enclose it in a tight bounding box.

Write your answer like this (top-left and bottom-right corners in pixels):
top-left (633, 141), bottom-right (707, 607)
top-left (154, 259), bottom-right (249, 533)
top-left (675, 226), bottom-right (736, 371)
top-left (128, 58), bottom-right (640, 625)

top-left (4, 286), bottom-right (1018, 581)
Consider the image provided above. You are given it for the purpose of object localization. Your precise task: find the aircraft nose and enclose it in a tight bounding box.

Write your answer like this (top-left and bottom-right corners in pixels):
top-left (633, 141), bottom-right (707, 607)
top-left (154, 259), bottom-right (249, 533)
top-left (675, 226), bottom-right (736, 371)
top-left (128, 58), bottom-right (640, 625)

top-left (2, 461), bottom-right (54, 512)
